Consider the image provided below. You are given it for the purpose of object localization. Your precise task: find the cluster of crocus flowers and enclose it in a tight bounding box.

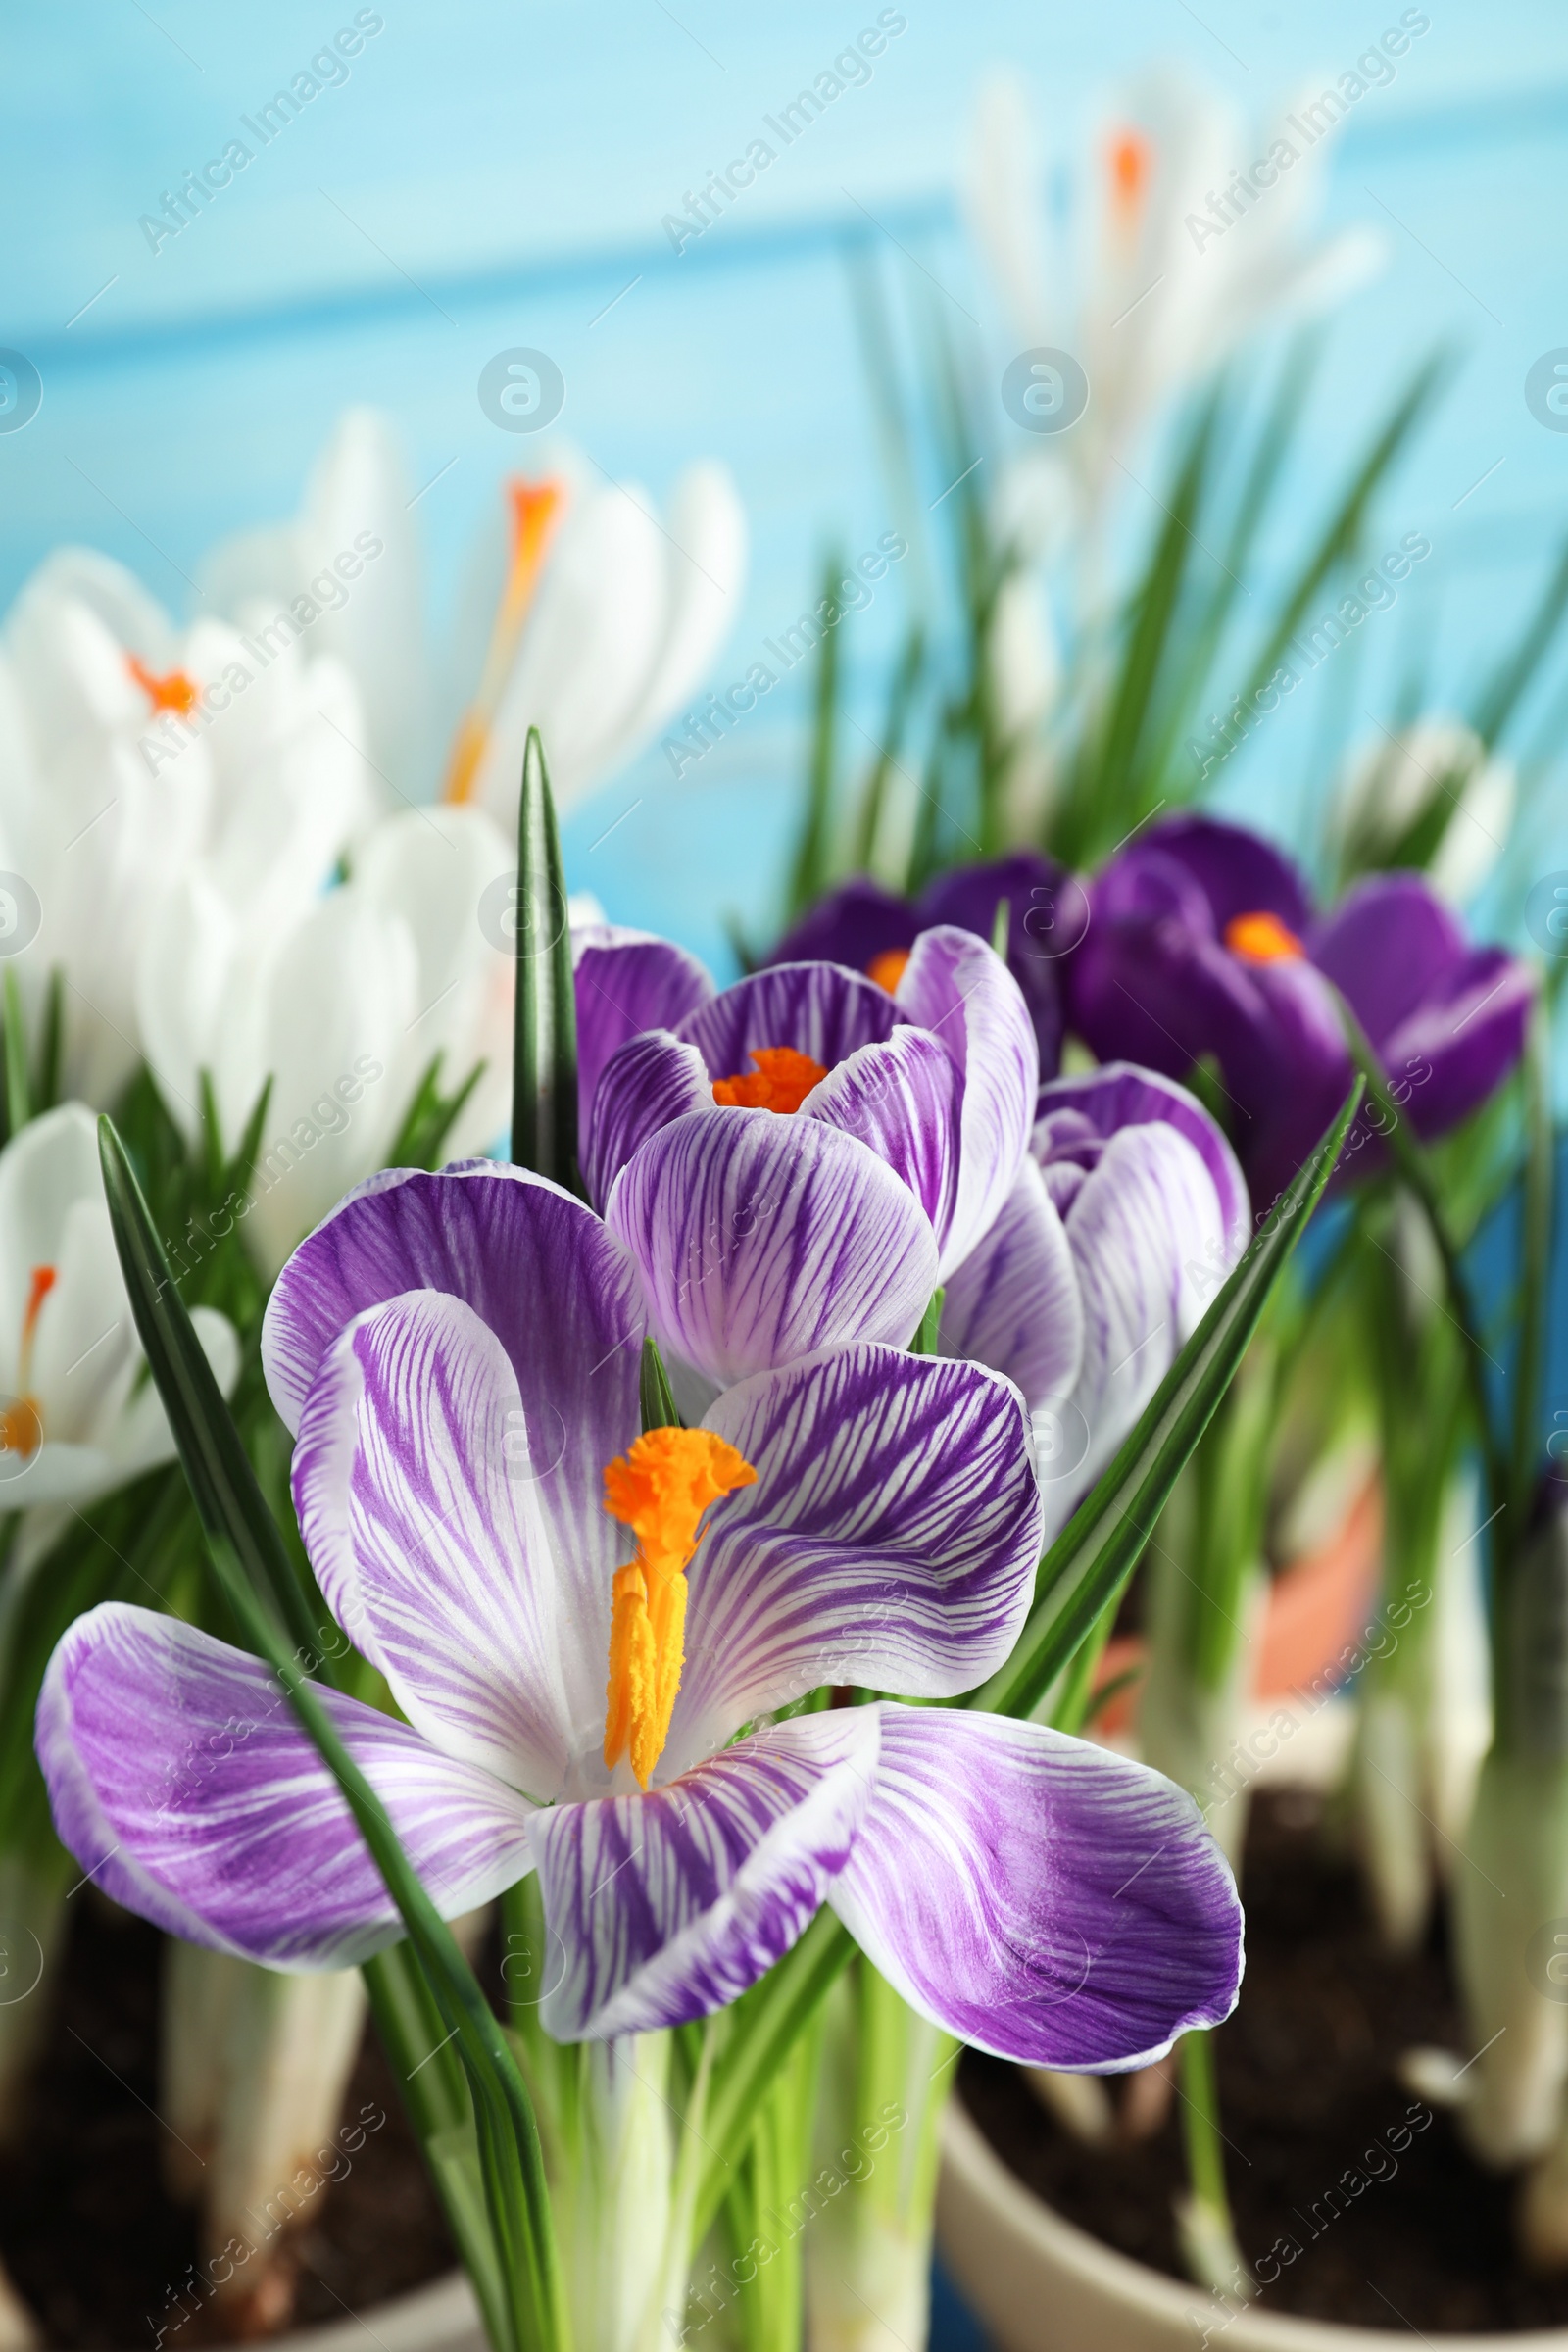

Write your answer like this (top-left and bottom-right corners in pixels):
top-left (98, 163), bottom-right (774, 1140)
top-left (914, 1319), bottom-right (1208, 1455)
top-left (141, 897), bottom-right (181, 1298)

top-left (39, 1159), bottom-right (1243, 2061)
top-left (1064, 814), bottom-right (1535, 1204)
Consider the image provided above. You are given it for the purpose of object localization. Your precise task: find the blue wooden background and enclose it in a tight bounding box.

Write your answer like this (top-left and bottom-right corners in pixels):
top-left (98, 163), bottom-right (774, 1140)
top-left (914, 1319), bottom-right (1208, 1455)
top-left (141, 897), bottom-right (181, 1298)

top-left (4, 13), bottom-right (1567, 2341)
top-left (5, 0), bottom-right (1568, 981)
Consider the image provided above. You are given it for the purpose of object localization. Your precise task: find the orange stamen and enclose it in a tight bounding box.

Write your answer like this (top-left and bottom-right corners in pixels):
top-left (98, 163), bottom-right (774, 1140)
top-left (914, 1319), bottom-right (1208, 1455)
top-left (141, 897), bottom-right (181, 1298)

top-left (1, 1265), bottom-right (53, 1460)
top-left (126, 654), bottom-right (199, 717)
top-left (1107, 128), bottom-right (1152, 226)
top-left (443, 477), bottom-right (568, 804)
top-left (711, 1046), bottom-right (829, 1115)
top-left (866, 947), bottom-right (911, 996)
top-left (1223, 910), bottom-right (1305, 966)
top-left (22, 1265), bottom-right (56, 1348)
top-left (603, 1428), bottom-right (757, 1787)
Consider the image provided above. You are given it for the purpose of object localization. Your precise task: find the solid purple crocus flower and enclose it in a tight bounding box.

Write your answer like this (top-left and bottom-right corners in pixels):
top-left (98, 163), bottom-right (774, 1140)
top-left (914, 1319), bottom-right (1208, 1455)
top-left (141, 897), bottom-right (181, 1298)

top-left (573, 922), bottom-right (1038, 1291)
top-left (761, 852), bottom-right (1088, 1074)
top-left (940, 1062), bottom-right (1250, 1537)
top-left (1065, 815), bottom-right (1535, 1207)
top-left (37, 1166), bottom-right (1242, 2062)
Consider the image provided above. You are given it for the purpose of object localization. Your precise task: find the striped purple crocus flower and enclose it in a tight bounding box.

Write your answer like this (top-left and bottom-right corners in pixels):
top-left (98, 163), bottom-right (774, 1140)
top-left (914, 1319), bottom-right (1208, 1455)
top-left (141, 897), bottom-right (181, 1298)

top-left (38, 1161), bottom-right (1241, 2063)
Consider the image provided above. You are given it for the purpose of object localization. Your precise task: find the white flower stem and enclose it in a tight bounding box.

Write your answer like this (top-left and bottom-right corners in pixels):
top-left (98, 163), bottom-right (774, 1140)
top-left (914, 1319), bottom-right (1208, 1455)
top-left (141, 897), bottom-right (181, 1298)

top-left (804, 1959), bottom-right (955, 2352)
top-left (158, 1944), bottom-right (367, 2325)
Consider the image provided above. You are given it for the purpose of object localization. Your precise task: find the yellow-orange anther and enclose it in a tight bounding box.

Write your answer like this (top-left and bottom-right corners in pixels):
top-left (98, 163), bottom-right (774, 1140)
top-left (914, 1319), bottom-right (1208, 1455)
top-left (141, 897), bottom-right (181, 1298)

top-left (711, 1045), bottom-right (828, 1115)
top-left (602, 1427), bottom-right (757, 1788)
top-left (866, 947), bottom-right (911, 996)
top-left (2, 1264), bottom-right (55, 1461)
top-left (1107, 128), bottom-right (1152, 227)
top-left (443, 477), bottom-right (567, 803)
top-left (126, 654), bottom-right (199, 717)
top-left (1223, 909), bottom-right (1305, 965)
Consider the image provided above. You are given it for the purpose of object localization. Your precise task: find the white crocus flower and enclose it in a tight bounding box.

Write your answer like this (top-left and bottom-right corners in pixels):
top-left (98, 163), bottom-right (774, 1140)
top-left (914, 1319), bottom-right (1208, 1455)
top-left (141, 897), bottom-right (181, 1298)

top-left (1329, 717), bottom-right (1516, 905)
top-left (0, 552), bottom-right (373, 1106)
top-left (0, 1104), bottom-right (236, 1512)
top-left (200, 408), bottom-right (427, 808)
top-left (136, 806), bottom-right (514, 1277)
top-left (965, 67), bottom-right (1383, 520)
top-left (438, 457), bottom-right (747, 826)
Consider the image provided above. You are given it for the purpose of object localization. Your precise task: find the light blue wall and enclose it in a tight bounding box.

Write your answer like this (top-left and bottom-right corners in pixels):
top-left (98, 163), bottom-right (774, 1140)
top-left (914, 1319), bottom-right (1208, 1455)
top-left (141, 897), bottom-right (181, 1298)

top-left (5, 2), bottom-right (1567, 973)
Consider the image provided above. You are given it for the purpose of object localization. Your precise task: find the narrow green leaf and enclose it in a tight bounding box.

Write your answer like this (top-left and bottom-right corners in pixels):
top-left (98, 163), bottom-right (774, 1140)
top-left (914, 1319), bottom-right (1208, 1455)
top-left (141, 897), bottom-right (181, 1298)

top-left (35, 968), bottom-right (63, 1114)
top-left (1473, 534), bottom-right (1568, 751)
top-left (978, 1079), bottom-right (1363, 1721)
top-left (3, 968), bottom-right (29, 1140)
top-left (785, 550), bottom-right (844, 920)
top-left (96, 1116), bottom-right (566, 2352)
top-left (511, 727), bottom-right (581, 1197)
top-left (910, 1287), bottom-right (945, 1357)
top-left (1238, 350), bottom-right (1448, 708)
top-left (1510, 1009), bottom-right (1554, 1526)
top-left (639, 1335), bottom-right (682, 1433)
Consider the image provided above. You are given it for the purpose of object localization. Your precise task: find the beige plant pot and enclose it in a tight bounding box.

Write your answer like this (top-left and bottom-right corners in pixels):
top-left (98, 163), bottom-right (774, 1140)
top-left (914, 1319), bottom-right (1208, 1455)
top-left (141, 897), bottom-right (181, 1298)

top-left (936, 2097), bottom-right (1568, 2352)
top-left (108, 2274), bottom-right (483, 2352)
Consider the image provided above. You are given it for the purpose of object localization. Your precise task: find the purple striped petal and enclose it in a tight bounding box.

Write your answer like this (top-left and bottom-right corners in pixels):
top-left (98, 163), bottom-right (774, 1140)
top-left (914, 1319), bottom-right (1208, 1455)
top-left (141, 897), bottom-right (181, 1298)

top-left (674, 963), bottom-right (898, 1081)
top-left (802, 1028), bottom-right (960, 1249)
top-left (662, 1345), bottom-right (1043, 1768)
top-left (1035, 1063), bottom-right (1250, 1255)
top-left (1063, 1123), bottom-right (1239, 1508)
top-left (38, 1605), bottom-right (534, 1970)
top-left (828, 1706), bottom-right (1242, 2068)
top-left (531, 1711), bottom-right (879, 2039)
top-left (293, 1292), bottom-right (593, 1802)
top-left (605, 1108), bottom-right (938, 1388)
top-left (584, 1030), bottom-right (710, 1214)
top-left (262, 1166), bottom-right (644, 1617)
top-left (894, 927), bottom-right (1038, 1275)
top-left (939, 1159), bottom-right (1084, 1417)
top-left (572, 924), bottom-right (714, 1147)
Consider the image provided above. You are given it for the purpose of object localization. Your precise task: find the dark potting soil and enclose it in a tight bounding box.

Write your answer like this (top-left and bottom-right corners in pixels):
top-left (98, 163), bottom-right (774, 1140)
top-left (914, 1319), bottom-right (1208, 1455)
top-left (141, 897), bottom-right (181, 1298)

top-left (0, 1891), bottom-right (456, 2347)
top-left (962, 1786), bottom-right (1568, 2334)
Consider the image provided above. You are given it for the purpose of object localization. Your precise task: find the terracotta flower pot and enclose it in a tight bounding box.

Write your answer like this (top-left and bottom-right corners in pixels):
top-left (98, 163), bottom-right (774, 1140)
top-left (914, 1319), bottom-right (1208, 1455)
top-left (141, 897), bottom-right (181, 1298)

top-left (937, 2099), bottom-right (1566, 2352)
top-left (1090, 1476), bottom-right (1383, 1740)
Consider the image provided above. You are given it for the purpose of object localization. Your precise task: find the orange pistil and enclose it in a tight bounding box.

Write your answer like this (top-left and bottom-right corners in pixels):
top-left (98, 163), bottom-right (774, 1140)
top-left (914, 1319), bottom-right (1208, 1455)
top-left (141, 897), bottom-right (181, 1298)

top-left (866, 947), bottom-right (911, 996)
top-left (2, 1264), bottom-right (56, 1461)
top-left (1223, 910), bottom-right (1305, 966)
top-left (443, 477), bottom-right (568, 804)
top-left (1107, 128), bottom-right (1152, 228)
top-left (711, 1045), bottom-right (829, 1115)
top-left (126, 654), bottom-right (199, 717)
top-left (602, 1428), bottom-right (757, 1788)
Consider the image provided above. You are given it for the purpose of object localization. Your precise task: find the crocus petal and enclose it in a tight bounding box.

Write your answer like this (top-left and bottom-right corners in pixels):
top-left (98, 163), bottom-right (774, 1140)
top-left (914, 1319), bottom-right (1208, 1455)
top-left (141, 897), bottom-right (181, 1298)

top-left (1035, 1063), bottom-right (1250, 1256)
top-left (294, 1291), bottom-right (591, 1800)
top-left (828, 1705), bottom-right (1243, 2068)
top-left (38, 1605), bottom-right (535, 1970)
top-left (1134, 813), bottom-right (1312, 936)
top-left (918, 851), bottom-right (1081, 1075)
top-left (663, 1345), bottom-right (1044, 1766)
top-left (1388, 949), bottom-right (1535, 1139)
top-left (894, 927), bottom-right (1038, 1274)
top-left (802, 1028), bottom-right (960, 1249)
top-left (606, 1108), bottom-right (938, 1388)
top-left (674, 962), bottom-right (897, 1083)
top-left (583, 1030), bottom-right (710, 1215)
top-left (1064, 1123), bottom-right (1236, 1505)
top-left (532, 1711), bottom-right (879, 2040)
top-left (939, 1158), bottom-right (1084, 1416)
top-left (1307, 872), bottom-right (1468, 1053)
top-left (762, 880), bottom-right (916, 977)
top-left (572, 924), bottom-right (714, 1148)
top-left (262, 1164), bottom-right (644, 1623)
